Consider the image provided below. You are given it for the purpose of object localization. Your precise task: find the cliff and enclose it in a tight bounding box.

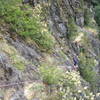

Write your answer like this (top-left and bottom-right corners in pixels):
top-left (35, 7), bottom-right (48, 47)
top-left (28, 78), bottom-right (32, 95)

top-left (0, 0), bottom-right (100, 100)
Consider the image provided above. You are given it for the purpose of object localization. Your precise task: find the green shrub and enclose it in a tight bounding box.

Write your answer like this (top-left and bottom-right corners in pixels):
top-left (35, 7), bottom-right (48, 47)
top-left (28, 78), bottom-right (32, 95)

top-left (79, 53), bottom-right (97, 86)
top-left (91, 0), bottom-right (100, 33)
top-left (39, 65), bottom-right (63, 85)
top-left (94, 5), bottom-right (100, 26)
top-left (67, 17), bottom-right (77, 39)
top-left (84, 8), bottom-right (92, 26)
top-left (91, 0), bottom-right (100, 5)
top-left (0, 0), bottom-right (55, 50)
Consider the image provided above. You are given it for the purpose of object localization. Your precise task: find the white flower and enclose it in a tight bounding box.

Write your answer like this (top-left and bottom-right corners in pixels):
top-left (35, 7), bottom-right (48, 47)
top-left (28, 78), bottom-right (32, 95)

top-left (78, 90), bottom-right (82, 93)
top-left (90, 92), bottom-right (93, 96)
top-left (90, 97), bottom-right (94, 100)
top-left (96, 93), bottom-right (100, 96)
top-left (74, 97), bottom-right (77, 100)
top-left (84, 86), bottom-right (88, 90)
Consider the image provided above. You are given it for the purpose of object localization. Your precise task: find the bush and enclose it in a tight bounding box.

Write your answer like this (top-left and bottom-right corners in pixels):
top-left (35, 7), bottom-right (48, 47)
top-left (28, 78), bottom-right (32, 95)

top-left (0, 0), bottom-right (55, 50)
top-left (58, 71), bottom-right (95, 100)
top-left (39, 65), bottom-right (63, 85)
top-left (94, 5), bottom-right (100, 26)
top-left (84, 8), bottom-right (92, 26)
top-left (79, 53), bottom-right (97, 87)
top-left (91, 0), bottom-right (100, 32)
top-left (91, 0), bottom-right (100, 5)
top-left (67, 17), bottom-right (77, 39)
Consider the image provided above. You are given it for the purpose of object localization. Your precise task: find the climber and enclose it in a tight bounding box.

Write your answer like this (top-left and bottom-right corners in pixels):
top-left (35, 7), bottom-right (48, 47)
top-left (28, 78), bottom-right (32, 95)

top-left (73, 55), bottom-right (79, 70)
top-left (22, 0), bottom-right (35, 7)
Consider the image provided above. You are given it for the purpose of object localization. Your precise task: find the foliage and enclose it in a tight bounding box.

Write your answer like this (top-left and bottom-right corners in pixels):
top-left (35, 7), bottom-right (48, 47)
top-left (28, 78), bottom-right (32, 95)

top-left (0, 0), bottom-right (55, 50)
top-left (84, 8), bottom-right (92, 26)
top-left (91, 0), bottom-right (100, 35)
top-left (67, 17), bottom-right (77, 39)
top-left (91, 0), bottom-right (100, 5)
top-left (0, 39), bottom-right (26, 71)
top-left (79, 53), bottom-right (97, 87)
top-left (39, 65), bottom-right (95, 100)
top-left (11, 55), bottom-right (26, 71)
top-left (58, 71), bottom-right (95, 100)
top-left (94, 5), bottom-right (100, 26)
top-left (39, 64), bottom-right (63, 85)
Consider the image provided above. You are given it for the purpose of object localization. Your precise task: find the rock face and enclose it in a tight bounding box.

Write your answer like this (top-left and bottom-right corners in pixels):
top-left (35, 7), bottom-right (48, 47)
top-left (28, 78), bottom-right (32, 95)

top-left (50, 0), bottom-right (85, 28)
top-left (76, 12), bottom-right (84, 27)
top-left (0, 34), bottom-right (41, 100)
top-left (0, 52), bottom-right (21, 83)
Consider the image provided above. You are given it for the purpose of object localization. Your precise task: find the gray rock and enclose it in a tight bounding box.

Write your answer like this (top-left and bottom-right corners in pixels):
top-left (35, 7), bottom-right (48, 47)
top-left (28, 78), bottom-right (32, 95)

top-left (76, 13), bottom-right (84, 27)
top-left (58, 23), bottom-right (67, 34)
top-left (10, 91), bottom-right (27, 100)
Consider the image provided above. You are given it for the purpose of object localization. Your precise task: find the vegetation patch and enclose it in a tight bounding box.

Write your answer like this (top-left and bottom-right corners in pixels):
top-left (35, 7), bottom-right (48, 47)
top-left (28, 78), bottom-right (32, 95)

top-left (67, 17), bottom-right (78, 40)
top-left (91, 0), bottom-right (100, 38)
top-left (84, 7), bottom-right (92, 26)
top-left (39, 65), bottom-right (95, 100)
top-left (11, 55), bottom-right (26, 71)
top-left (39, 64), bottom-right (63, 85)
top-left (0, 0), bottom-right (55, 50)
top-left (0, 39), bottom-right (26, 71)
top-left (94, 6), bottom-right (100, 25)
top-left (58, 71), bottom-right (95, 100)
top-left (79, 53), bottom-right (97, 88)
